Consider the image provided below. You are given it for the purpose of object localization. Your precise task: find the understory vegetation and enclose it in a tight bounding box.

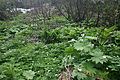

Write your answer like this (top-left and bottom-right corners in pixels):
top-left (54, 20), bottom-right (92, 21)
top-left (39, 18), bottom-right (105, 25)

top-left (0, 15), bottom-right (120, 80)
top-left (0, 0), bottom-right (120, 80)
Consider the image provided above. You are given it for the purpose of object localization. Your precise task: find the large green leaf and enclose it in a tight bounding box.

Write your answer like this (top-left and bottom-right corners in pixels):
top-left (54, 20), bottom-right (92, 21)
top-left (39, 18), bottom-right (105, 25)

top-left (74, 41), bottom-right (84, 51)
top-left (74, 40), bottom-right (93, 52)
top-left (23, 70), bottom-right (35, 80)
top-left (90, 48), bottom-right (109, 64)
top-left (72, 70), bottom-right (87, 80)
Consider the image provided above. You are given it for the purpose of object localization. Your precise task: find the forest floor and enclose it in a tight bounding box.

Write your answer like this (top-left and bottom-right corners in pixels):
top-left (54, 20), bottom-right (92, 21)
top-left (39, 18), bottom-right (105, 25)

top-left (0, 14), bottom-right (120, 80)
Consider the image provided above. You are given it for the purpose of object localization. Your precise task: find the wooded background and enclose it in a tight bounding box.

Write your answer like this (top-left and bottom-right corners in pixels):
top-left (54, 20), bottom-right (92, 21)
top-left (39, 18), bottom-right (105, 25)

top-left (0, 0), bottom-right (120, 27)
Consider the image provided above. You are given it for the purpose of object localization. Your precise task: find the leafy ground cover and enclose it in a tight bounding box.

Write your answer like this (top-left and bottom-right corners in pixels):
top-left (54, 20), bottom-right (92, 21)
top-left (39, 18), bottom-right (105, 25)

top-left (0, 15), bottom-right (120, 80)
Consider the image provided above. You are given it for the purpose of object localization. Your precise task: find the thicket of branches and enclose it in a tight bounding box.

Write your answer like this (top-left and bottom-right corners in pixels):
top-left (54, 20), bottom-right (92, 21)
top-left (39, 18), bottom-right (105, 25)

top-left (0, 0), bottom-right (120, 27)
top-left (52, 0), bottom-right (120, 27)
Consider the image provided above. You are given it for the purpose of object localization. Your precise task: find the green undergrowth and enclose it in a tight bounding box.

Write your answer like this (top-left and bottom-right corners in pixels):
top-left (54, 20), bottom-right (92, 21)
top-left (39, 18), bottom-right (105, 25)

top-left (0, 15), bottom-right (120, 80)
